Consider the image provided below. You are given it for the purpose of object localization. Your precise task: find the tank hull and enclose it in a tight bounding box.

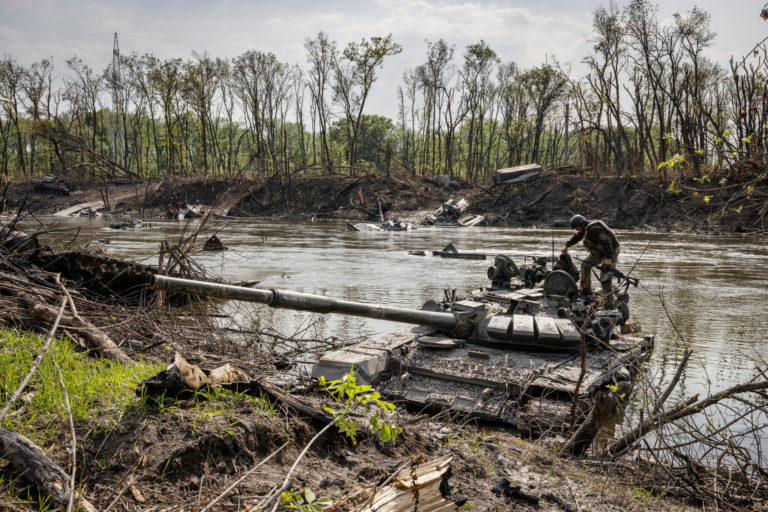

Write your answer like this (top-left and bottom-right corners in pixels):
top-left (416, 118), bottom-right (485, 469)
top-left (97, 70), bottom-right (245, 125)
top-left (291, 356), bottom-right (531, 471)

top-left (313, 326), bottom-right (652, 433)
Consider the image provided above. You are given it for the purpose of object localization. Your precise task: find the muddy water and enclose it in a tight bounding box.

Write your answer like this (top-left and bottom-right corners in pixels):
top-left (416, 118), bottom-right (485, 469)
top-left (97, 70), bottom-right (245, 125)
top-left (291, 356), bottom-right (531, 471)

top-left (18, 217), bottom-right (768, 400)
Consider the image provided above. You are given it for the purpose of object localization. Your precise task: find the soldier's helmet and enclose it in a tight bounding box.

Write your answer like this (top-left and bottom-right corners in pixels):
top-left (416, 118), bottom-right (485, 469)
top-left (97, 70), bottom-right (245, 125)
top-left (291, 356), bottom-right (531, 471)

top-left (569, 214), bottom-right (588, 229)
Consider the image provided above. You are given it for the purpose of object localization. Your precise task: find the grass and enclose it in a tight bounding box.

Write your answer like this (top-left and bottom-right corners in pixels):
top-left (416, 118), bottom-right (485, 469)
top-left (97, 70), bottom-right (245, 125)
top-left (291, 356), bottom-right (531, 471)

top-left (0, 328), bottom-right (164, 445)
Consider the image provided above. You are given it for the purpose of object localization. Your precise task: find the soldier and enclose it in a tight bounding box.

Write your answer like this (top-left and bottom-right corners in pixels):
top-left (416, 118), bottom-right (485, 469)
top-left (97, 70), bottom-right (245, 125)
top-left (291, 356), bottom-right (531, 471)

top-left (562, 215), bottom-right (620, 307)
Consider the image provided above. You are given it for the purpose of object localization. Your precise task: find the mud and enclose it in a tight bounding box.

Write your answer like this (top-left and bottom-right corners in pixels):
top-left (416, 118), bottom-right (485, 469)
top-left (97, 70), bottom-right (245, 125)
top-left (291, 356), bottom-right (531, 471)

top-left (5, 170), bottom-right (766, 233)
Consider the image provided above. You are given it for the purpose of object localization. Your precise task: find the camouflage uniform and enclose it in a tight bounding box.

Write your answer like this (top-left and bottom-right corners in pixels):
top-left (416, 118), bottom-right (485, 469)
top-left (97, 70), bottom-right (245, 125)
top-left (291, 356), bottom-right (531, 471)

top-left (565, 220), bottom-right (620, 306)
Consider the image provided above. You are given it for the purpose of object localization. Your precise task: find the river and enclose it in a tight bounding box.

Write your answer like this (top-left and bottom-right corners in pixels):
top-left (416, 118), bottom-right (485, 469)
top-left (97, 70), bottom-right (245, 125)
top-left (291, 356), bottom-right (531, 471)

top-left (17, 216), bottom-right (768, 406)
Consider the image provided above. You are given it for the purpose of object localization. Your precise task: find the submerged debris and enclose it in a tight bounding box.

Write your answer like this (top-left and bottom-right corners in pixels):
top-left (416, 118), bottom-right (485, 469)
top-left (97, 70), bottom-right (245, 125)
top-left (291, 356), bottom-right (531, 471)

top-left (427, 198), bottom-right (483, 226)
top-left (109, 219), bottom-right (141, 229)
top-left (409, 243), bottom-right (486, 260)
top-left (166, 201), bottom-right (205, 220)
top-left (203, 234), bottom-right (227, 251)
top-left (347, 219), bottom-right (413, 232)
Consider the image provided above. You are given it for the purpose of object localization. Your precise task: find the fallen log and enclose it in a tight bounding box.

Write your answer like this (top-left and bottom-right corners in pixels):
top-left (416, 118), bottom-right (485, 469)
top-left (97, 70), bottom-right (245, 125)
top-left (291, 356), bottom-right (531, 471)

top-left (29, 302), bottom-right (133, 365)
top-left (232, 379), bottom-right (334, 428)
top-left (0, 427), bottom-right (97, 512)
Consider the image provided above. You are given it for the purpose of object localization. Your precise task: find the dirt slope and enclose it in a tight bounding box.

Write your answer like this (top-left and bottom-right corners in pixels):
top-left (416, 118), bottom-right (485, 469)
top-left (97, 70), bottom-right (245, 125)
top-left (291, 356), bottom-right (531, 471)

top-left (4, 169), bottom-right (765, 232)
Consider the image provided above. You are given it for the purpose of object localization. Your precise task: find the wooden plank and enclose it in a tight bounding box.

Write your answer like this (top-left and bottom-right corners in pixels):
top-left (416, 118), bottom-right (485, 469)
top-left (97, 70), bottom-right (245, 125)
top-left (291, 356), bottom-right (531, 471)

top-left (354, 455), bottom-right (454, 512)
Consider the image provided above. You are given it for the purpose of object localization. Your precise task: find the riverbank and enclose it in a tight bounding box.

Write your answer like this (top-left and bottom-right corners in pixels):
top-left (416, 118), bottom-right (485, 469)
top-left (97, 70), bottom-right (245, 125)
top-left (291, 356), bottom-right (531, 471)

top-left (3, 169), bottom-right (766, 233)
top-left (0, 328), bottom-right (695, 512)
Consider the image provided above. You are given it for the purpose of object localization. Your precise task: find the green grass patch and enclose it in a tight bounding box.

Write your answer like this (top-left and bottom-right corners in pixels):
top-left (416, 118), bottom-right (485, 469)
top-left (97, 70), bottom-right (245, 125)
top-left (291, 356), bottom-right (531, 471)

top-left (0, 329), bottom-right (164, 445)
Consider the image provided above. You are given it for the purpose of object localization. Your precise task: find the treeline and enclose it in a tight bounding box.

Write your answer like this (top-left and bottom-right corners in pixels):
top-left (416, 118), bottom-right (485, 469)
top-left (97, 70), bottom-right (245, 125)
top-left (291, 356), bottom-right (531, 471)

top-left (0, 0), bottom-right (766, 184)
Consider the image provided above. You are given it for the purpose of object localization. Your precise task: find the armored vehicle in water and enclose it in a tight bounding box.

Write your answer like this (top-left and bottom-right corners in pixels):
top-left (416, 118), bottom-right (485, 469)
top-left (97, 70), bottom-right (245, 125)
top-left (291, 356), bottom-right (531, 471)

top-left (152, 253), bottom-right (652, 434)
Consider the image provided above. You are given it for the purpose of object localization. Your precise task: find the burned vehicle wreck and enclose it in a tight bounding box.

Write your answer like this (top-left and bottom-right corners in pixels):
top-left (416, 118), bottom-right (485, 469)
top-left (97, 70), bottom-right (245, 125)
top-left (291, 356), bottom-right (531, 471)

top-left (152, 253), bottom-right (652, 434)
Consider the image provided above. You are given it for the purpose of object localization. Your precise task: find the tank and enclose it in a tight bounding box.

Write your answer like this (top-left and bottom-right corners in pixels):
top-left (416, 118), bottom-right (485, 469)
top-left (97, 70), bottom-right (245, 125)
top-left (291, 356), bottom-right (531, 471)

top-left (30, 175), bottom-right (72, 195)
top-left (151, 253), bottom-right (653, 433)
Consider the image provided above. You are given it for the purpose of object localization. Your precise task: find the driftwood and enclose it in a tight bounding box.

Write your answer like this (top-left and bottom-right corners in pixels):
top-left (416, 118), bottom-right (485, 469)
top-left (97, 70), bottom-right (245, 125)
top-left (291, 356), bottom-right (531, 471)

top-left (29, 301), bottom-right (133, 365)
top-left (0, 427), bottom-right (97, 512)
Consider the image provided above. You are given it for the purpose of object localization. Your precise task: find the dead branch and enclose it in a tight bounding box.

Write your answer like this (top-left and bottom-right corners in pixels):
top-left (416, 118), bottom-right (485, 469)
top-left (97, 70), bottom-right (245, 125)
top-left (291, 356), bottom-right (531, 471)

top-left (52, 358), bottom-right (76, 512)
top-left (0, 427), bottom-right (97, 512)
top-left (606, 378), bottom-right (768, 459)
top-left (652, 347), bottom-right (693, 414)
top-left (29, 301), bottom-right (133, 364)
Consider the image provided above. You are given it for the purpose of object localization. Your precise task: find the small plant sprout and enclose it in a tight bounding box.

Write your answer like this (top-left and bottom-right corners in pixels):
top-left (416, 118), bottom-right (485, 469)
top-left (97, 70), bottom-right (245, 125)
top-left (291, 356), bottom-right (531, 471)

top-left (280, 487), bottom-right (332, 512)
top-left (605, 383), bottom-right (626, 400)
top-left (665, 180), bottom-right (682, 196)
top-left (318, 368), bottom-right (402, 445)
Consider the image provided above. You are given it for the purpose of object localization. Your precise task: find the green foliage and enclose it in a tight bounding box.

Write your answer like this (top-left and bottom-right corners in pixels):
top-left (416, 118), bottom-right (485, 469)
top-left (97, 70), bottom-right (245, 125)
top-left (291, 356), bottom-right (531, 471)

top-left (692, 174), bottom-right (710, 184)
top-left (318, 369), bottom-right (402, 445)
top-left (665, 180), bottom-right (682, 196)
top-left (279, 487), bottom-right (332, 511)
top-left (657, 153), bottom-right (685, 170)
top-left (0, 329), bottom-right (163, 445)
top-left (605, 383), bottom-right (626, 400)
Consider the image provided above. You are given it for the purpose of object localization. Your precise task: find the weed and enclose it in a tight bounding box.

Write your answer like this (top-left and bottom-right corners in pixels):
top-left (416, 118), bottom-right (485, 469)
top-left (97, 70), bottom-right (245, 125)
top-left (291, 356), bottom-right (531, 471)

top-left (318, 368), bottom-right (402, 445)
top-left (632, 484), bottom-right (655, 505)
top-left (279, 487), bottom-right (332, 511)
top-left (0, 329), bottom-right (162, 446)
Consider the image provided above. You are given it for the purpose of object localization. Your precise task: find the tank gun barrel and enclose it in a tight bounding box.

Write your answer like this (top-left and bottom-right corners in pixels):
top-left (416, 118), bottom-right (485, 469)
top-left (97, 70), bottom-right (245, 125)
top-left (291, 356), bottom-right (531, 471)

top-left (151, 275), bottom-right (460, 332)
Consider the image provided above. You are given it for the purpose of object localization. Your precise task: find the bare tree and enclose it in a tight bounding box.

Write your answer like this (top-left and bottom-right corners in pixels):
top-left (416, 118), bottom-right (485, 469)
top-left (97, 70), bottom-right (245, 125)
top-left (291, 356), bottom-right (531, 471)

top-left (304, 32), bottom-right (336, 172)
top-left (334, 36), bottom-right (396, 171)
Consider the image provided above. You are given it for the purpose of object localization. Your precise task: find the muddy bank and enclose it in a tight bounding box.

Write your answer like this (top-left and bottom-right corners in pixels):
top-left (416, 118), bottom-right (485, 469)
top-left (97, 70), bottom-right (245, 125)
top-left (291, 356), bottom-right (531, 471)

top-left (5, 170), bottom-right (766, 232)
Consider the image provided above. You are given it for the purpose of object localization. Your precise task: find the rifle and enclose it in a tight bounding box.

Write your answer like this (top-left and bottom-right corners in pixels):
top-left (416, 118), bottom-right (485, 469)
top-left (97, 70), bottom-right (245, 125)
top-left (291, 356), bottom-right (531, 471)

top-left (571, 255), bottom-right (640, 287)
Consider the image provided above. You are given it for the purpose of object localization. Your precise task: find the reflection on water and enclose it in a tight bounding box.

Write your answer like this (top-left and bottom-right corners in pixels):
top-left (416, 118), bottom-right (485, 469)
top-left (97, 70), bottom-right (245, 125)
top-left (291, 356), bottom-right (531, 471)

top-left (15, 216), bottom-right (768, 400)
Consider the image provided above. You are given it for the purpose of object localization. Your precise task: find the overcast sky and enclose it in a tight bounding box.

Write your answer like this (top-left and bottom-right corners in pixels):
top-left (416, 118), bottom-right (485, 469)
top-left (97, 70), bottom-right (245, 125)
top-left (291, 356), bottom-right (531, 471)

top-left (1, 0), bottom-right (766, 117)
